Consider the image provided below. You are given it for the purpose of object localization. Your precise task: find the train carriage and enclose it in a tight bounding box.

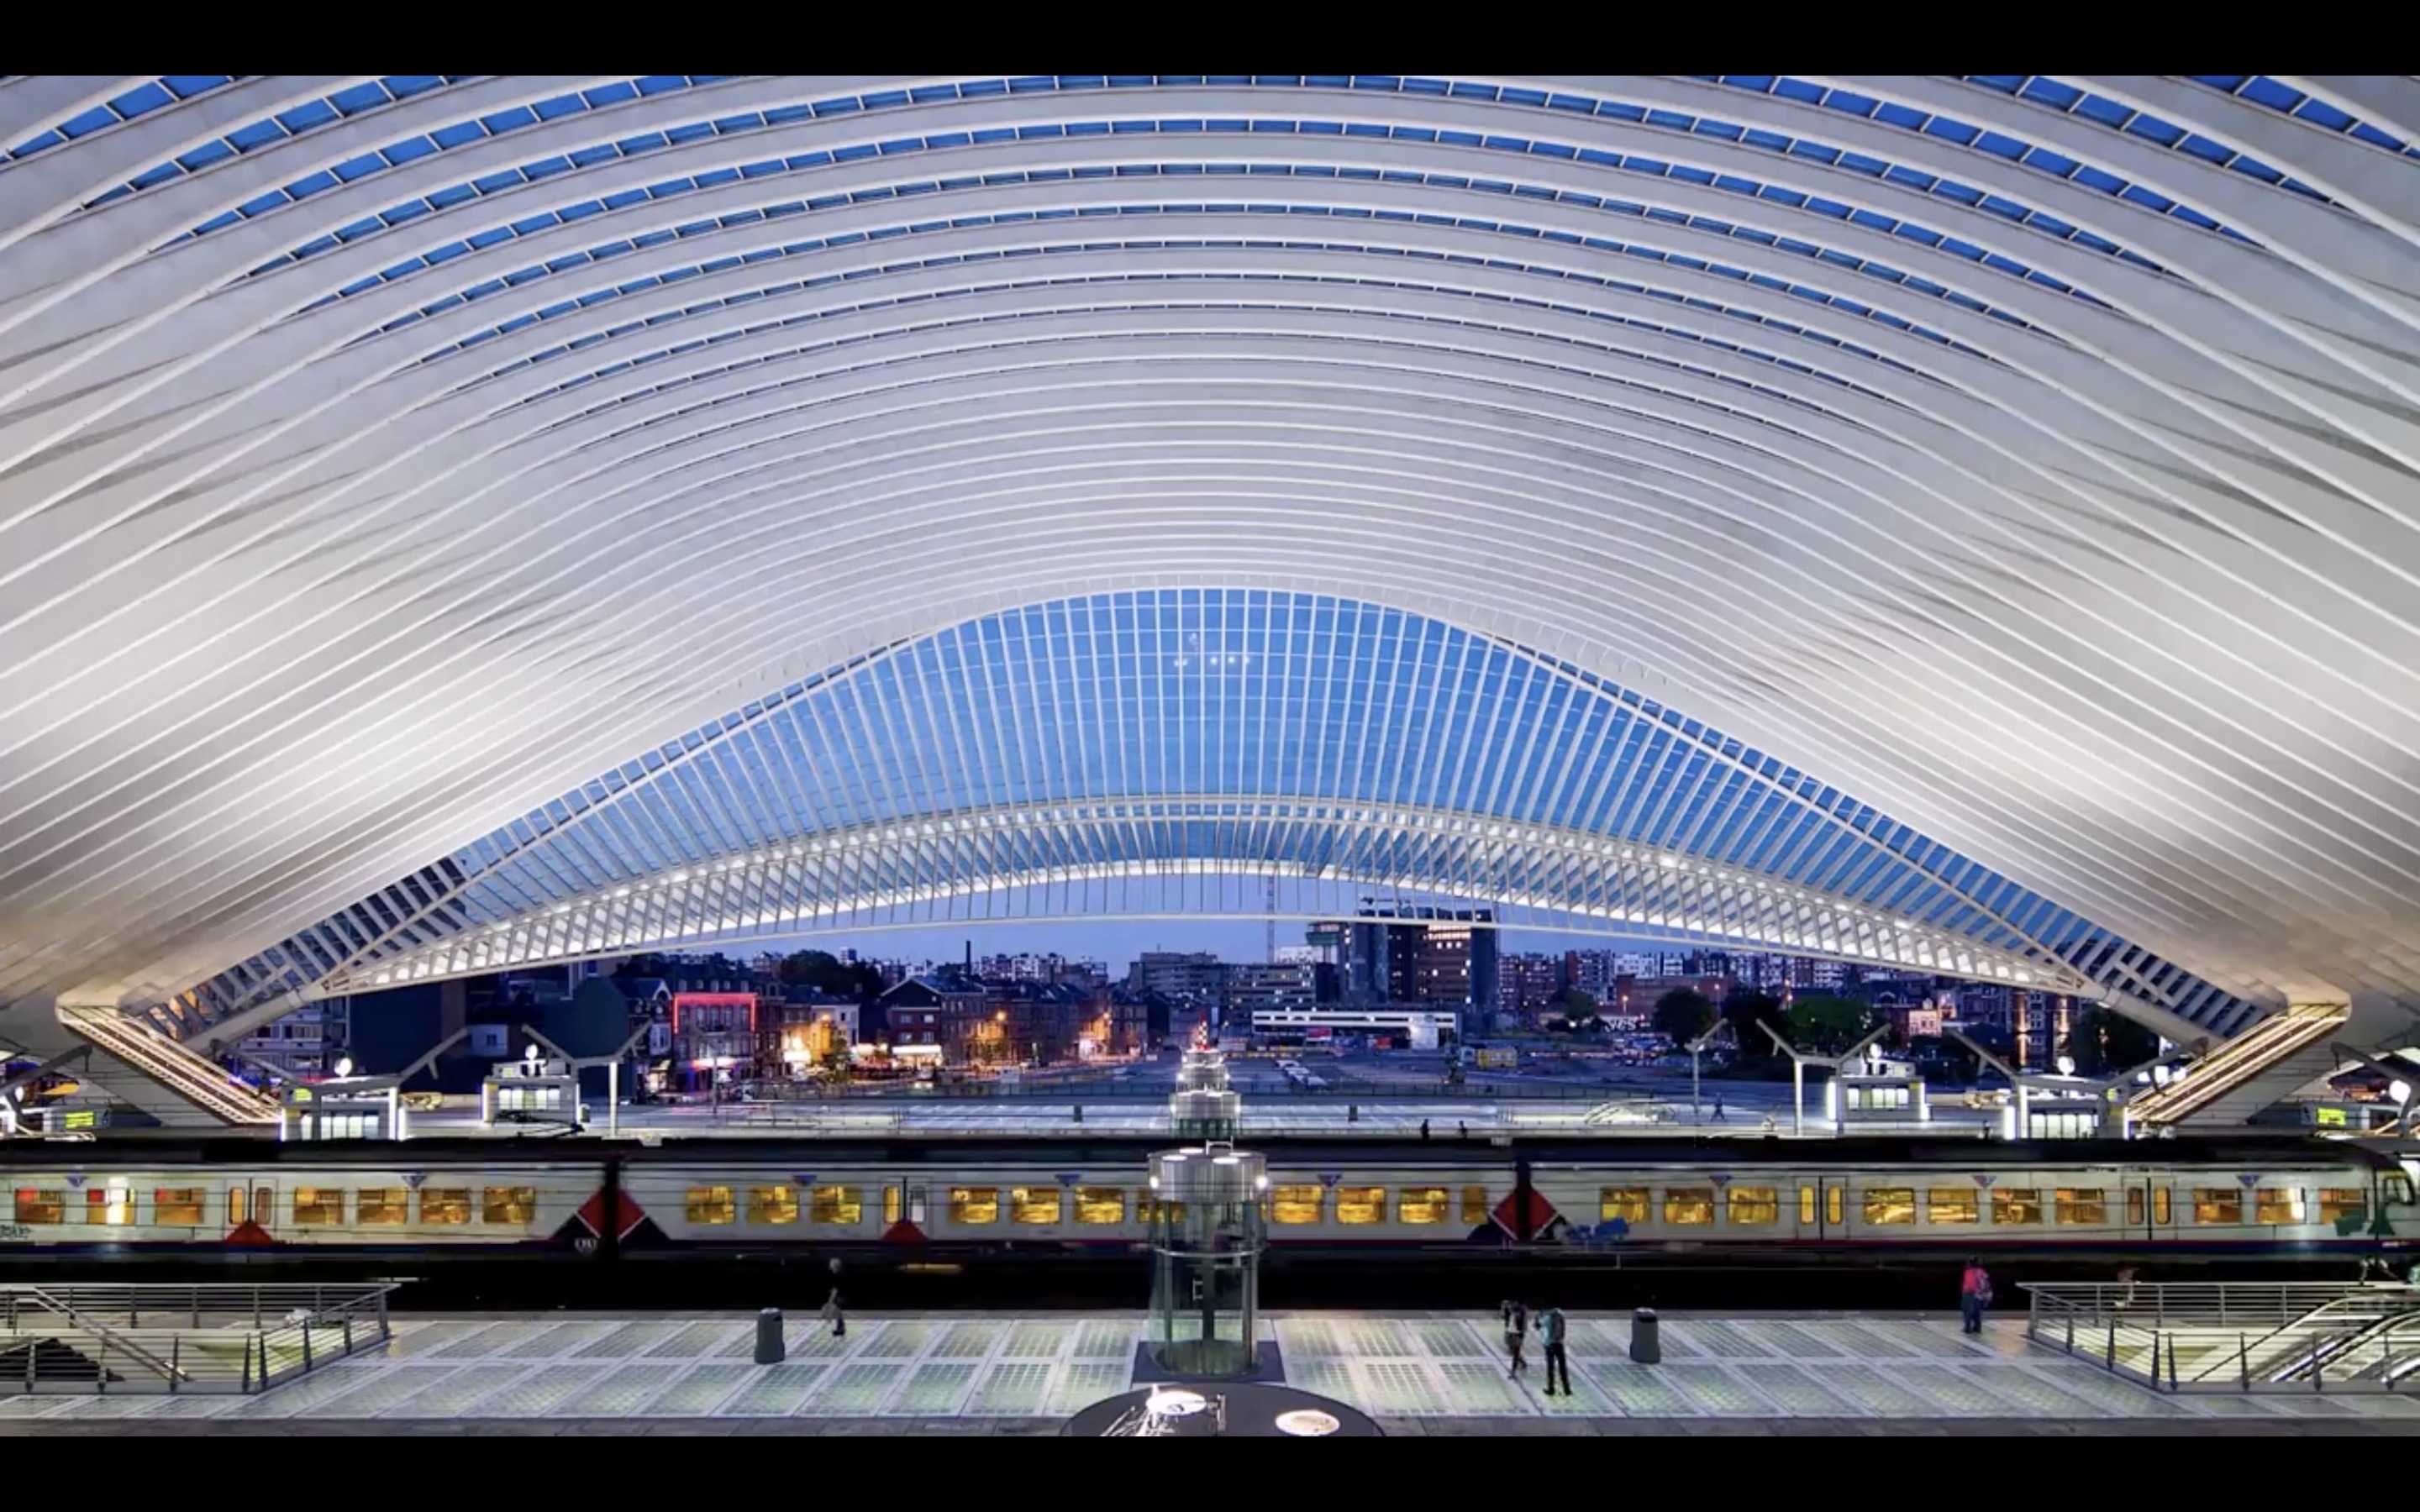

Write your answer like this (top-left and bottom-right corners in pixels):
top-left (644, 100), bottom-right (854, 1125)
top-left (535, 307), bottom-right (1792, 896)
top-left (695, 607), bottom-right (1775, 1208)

top-left (0, 1136), bottom-right (2412, 1262)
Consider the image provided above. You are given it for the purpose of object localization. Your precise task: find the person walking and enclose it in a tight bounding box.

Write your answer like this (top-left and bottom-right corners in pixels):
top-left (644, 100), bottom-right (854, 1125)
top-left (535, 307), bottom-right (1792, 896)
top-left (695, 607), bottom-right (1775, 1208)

top-left (1502, 1299), bottom-right (1529, 1377)
top-left (1420, 1117), bottom-right (1431, 1142)
top-left (819, 1257), bottom-right (847, 1339)
top-left (1538, 1304), bottom-right (1570, 1396)
top-left (1959, 1256), bottom-right (1991, 1335)
top-left (1712, 1093), bottom-right (1725, 1122)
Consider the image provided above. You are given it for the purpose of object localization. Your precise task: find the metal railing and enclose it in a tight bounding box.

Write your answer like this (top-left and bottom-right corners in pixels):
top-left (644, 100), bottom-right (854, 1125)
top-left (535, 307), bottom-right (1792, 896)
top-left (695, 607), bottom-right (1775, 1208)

top-left (0, 1283), bottom-right (394, 1395)
top-left (2023, 1281), bottom-right (2420, 1393)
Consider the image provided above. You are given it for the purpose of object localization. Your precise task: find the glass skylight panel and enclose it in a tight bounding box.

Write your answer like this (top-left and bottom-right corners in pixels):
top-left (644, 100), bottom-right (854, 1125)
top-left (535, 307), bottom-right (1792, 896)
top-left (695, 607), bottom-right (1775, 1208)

top-left (2183, 74), bottom-right (2420, 163)
top-left (7, 74), bottom-right (246, 169)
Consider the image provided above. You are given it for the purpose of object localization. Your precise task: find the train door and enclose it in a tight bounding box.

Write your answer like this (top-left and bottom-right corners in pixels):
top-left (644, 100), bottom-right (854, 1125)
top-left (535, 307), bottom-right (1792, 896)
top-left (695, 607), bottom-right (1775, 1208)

top-left (250, 1181), bottom-right (276, 1236)
top-left (1796, 1177), bottom-right (1847, 1240)
top-left (883, 1179), bottom-right (928, 1236)
top-left (2121, 1173), bottom-right (2163, 1242)
top-left (229, 1180), bottom-right (275, 1236)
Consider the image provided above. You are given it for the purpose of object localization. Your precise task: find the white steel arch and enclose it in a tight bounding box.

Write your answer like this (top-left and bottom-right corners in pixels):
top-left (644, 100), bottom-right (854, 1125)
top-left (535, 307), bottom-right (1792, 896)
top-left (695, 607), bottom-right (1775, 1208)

top-left (0, 74), bottom-right (2417, 1058)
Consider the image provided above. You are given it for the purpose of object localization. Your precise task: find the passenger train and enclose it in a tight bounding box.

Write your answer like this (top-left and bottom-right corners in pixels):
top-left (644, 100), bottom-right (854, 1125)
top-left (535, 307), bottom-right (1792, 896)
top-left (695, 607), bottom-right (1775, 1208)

top-left (0, 1136), bottom-right (2410, 1264)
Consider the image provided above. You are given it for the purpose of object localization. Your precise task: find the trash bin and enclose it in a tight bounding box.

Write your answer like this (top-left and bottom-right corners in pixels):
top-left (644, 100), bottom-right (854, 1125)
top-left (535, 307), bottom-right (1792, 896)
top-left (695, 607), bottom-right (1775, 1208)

top-left (755, 1306), bottom-right (786, 1365)
top-left (1628, 1307), bottom-right (1660, 1365)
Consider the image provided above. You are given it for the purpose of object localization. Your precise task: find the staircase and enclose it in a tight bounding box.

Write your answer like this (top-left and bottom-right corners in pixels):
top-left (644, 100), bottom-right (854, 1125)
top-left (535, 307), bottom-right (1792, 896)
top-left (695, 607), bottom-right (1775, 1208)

top-left (2124, 1003), bottom-right (2348, 1130)
top-left (55, 1006), bottom-right (281, 1127)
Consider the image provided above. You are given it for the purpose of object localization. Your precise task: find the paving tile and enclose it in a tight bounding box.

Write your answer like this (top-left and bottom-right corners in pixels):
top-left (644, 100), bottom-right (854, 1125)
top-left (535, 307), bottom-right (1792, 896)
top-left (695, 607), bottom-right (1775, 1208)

top-left (1680, 1320), bottom-right (1772, 1359)
top-left (1001, 1321), bottom-right (1070, 1358)
top-left (931, 1322), bottom-right (1001, 1359)
top-left (1435, 1358), bottom-right (1536, 1415)
top-left (1045, 1359), bottom-right (1132, 1416)
top-left (1070, 1320), bottom-right (1134, 1359)
top-left (808, 1362), bottom-right (904, 1414)
top-left (394, 1367), bottom-right (534, 1416)
top-left (1339, 1320), bottom-right (1416, 1357)
top-left (516, 1321), bottom-right (623, 1357)
top-left (1357, 1359), bottom-right (1449, 1415)
top-left (1818, 1363), bottom-right (1939, 1416)
top-left (315, 1368), bottom-right (460, 1418)
top-left (1586, 1362), bottom-right (1700, 1416)
top-left (549, 1364), bottom-right (671, 1417)
top-left (856, 1321), bottom-right (935, 1359)
top-left (723, 1362), bottom-right (828, 1416)
top-left (1415, 1320), bottom-right (1490, 1357)
top-left (1886, 1364), bottom-right (2036, 1416)
top-left (1285, 1356), bottom-right (1357, 1400)
top-left (1740, 1362), bottom-right (1865, 1415)
top-left (571, 1323), bottom-right (684, 1359)
top-left (886, 1361), bottom-right (979, 1415)
top-left (966, 1361), bottom-right (1055, 1415)
top-left (651, 1363), bottom-right (752, 1414)
top-left (430, 1322), bottom-right (545, 1359)
top-left (646, 1322), bottom-right (744, 1359)
top-left (1665, 1362), bottom-right (1778, 1415)
top-left (465, 1367), bottom-right (595, 1417)
top-left (0, 1397), bottom-right (72, 1419)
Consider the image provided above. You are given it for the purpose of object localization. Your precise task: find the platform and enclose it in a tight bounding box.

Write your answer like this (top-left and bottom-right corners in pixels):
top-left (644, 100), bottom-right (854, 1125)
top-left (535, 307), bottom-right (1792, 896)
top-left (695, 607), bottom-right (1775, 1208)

top-left (6, 1310), bottom-right (2416, 1435)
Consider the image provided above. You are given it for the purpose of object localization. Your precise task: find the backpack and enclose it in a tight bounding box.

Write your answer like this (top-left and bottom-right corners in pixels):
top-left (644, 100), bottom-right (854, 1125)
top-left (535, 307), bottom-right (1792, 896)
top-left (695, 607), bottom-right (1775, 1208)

top-left (1973, 1272), bottom-right (1993, 1308)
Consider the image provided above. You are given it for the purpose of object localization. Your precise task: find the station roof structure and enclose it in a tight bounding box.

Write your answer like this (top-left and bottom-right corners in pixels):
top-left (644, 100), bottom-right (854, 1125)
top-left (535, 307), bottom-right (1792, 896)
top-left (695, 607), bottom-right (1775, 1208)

top-left (1, 75), bottom-right (2417, 1058)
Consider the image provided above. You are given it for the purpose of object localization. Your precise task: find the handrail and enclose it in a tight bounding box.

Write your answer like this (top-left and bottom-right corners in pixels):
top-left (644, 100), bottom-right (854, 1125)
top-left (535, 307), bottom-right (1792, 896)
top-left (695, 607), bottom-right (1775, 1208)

top-left (2025, 1280), bottom-right (2420, 1394)
top-left (18, 1286), bottom-right (184, 1383)
top-left (1, 1282), bottom-right (392, 1395)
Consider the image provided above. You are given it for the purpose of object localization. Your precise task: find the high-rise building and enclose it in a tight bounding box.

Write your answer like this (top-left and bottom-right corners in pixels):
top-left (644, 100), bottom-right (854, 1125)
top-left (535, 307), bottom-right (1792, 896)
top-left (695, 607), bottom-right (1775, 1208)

top-left (1338, 904), bottom-right (1498, 1042)
top-left (1128, 951), bottom-right (1228, 1002)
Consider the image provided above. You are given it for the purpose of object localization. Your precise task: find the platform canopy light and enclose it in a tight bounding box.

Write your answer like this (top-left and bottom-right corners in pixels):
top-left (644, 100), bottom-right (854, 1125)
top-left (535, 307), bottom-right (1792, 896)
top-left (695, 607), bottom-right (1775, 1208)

top-left (2055, 1055), bottom-right (2076, 1077)
top-left (333, 1056), bottom-right (353, 1079)
top-left (2392, 1081), bottom-right (2412, 1108)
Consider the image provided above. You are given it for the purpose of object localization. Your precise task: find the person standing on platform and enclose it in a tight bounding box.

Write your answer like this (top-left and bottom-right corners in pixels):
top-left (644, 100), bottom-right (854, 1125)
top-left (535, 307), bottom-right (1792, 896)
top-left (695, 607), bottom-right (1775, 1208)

top-left (1502, 1299), bottom-right (1529, 1377)
top-left (1960, 1257), bottom-right (1991, 1335)
top-left (1420, 1118), bottom-right (1431, 1141)
top-left (1538, 1304), bottom-right (1570, 1396)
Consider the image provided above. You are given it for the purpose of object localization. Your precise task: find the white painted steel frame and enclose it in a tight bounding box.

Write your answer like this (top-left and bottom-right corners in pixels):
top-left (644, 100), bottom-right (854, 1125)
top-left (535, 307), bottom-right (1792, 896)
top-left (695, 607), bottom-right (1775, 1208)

top-left (0, 75), bottom-right (2416, 1055)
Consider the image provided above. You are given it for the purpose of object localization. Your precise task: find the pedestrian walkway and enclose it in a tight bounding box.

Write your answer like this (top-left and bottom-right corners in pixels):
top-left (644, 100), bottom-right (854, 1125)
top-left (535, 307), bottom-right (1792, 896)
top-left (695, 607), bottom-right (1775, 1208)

top-left (4, 1312), bottom-right (2416, 1435)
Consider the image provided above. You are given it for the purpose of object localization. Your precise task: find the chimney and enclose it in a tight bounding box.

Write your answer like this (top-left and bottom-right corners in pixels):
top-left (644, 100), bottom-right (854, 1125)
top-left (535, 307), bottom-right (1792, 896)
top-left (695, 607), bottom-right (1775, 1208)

top-left (965, 940), bottom-right (973, 974)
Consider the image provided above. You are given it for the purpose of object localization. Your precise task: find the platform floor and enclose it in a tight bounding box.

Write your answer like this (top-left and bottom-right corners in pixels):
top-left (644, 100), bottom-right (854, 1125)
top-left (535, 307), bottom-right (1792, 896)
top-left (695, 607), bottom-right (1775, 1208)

top-left (6, 1312), bottom-right (2416, 1435)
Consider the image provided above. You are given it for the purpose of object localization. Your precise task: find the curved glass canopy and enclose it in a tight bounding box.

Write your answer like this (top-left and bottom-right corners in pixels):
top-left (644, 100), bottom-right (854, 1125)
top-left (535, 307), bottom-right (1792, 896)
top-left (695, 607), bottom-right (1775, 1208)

top-left (178, 591), bottom-right (2249, 1042)
top-left (0, 75), bottom-right (2412, 1065)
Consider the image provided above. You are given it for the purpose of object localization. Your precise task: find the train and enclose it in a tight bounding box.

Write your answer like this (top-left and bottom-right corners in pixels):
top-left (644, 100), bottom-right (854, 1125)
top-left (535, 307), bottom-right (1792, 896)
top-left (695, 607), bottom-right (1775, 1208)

top-left (3, 1134), bottom-right (2412, 1268)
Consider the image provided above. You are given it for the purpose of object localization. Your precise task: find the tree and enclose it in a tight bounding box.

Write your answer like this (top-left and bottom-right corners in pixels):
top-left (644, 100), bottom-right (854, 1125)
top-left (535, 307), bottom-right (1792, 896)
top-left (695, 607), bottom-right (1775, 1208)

top-left (1786, 994), bottom-right (1878, 1055)
top-left (1652, 988), bottom-right (1718, 1047)
top-left (1549, 986), bottom-right (1602, 1032)
top-left (1722, 990), bottom-right (1789, 1052)
top-left (777, 950), bottom-right (884, 1001)
top-left (2063, 1005), bottom-right (2160, 1077)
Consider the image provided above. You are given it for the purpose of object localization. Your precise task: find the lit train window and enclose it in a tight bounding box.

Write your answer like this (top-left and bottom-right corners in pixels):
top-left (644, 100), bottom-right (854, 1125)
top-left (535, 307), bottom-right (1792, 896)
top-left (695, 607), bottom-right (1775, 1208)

top-left (950, 1187), bottom-right (999, 1224)
top-left (1076, 1187), bottom-right (1125, 1225)
top-left (12, 1189), bottom-right (63, 1225)
top-left (1012, 1188), bottom-right (1062, 1225)
top-left (87, 1184), bottom-right (136, 1226)
top-left (1991, 1189), bottom-right (2042, 1226)
top-left (154, 1188), bottom-right (206, 1226)
top-left (810, 1186), bottom-right (861, 1225)
top-left (1926, 1189), bottom-right (1979, 1225)
top-left (1727, 1188), bottom-right (1778, 1226)
top-left (358, 1189), bottom-right (408, 1225)
top-left (421, 1189), bottom-right (472, 1224)
top-left (1601, 1188), bottom-right (1649, 1224)
top-left (1665, 1189), bottom-right (1717, 1226)
top-left (1460, 1186), bottom-right (1489, 1226)
top-left (2054, 1189), bottom-right (2107, 1226)
top-left (2193, 1189), bottom-right (2242, 1225)
top-left (1862, 1189), bottom-right (1917, 1226)
top-left (1269, 1185), bottom-right (1323, 1224)
top-left (2320, 1189), bottom-right (2368, 1227)
top-left (2154, 1189), bottom-right (2172, 1225)
top-left (1800, 1188), bottom-right (1817, 1226)
top-left (2256, 1187), bottom-right (2305, 1225)
top-left (1399, 1188), bottom-right (1449, 1225)
top-left (1827, 1187), bottom-right (1844, 1226)
top-left (1335, 1187), bottom-right (1386, 1225)
top-left (684, 1186), bottom-right (736, 1225)
top-left (748, 1187), bottom-right (799, 1225)
top-left (483, 1187), bottom-right (539, 1224)
top-left (292, 1188), bottom-right (342, 1226)
top-left (2126, 1189), bottom-right (2145, 1226)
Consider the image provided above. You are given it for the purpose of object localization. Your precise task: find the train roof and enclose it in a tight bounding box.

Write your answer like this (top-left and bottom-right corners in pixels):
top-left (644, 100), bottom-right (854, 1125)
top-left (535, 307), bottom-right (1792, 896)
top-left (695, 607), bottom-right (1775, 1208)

top-left (0, 1132), bottom-right (2394, 1171)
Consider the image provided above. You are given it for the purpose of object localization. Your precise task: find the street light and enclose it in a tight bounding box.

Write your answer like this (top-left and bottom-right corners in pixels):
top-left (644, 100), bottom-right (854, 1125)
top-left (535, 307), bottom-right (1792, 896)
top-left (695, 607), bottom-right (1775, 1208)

top-left (2054, 1054), bottom-right (2075, 1077)
top-left (333, 1056), bottom-right (354, 1079)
